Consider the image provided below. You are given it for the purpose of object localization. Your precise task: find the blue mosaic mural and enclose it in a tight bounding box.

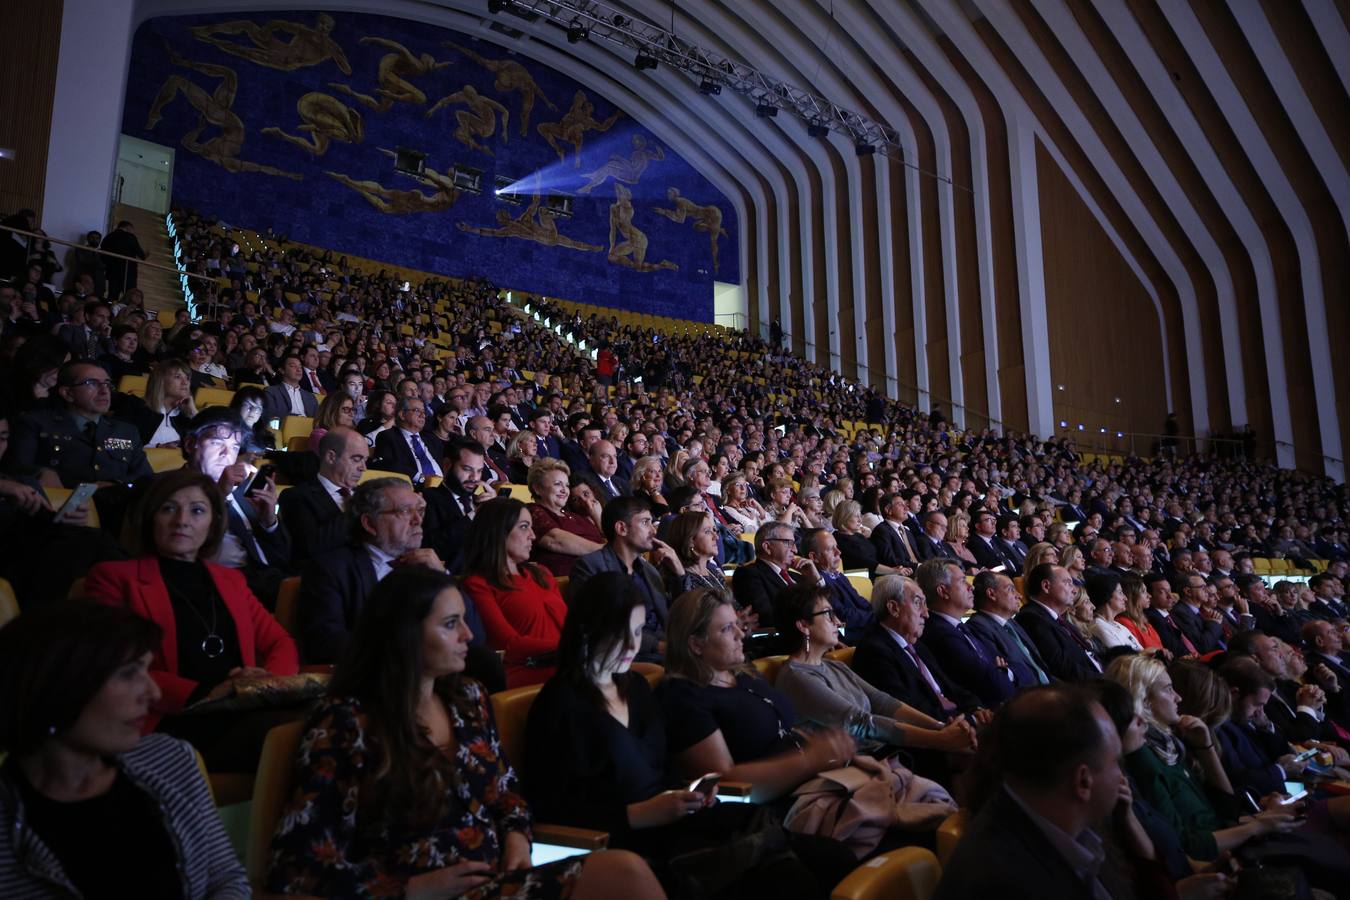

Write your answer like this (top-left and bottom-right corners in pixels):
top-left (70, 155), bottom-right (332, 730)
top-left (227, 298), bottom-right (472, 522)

top-left (122, 11), bottom-right (738, 321)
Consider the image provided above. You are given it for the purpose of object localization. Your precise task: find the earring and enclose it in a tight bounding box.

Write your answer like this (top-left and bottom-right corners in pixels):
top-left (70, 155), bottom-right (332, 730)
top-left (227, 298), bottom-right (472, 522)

top-left (47, 724), bottom-right (57, 735)
top-left (804, 632), bottom-right (810, 657)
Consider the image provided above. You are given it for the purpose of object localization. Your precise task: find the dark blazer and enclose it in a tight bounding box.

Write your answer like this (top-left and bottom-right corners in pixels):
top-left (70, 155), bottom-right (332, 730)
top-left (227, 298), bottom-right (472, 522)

top-left (1169, 602), bottom-right (1225, 654)
top-left (419, 481), bottom-right (475, 573)
top-left (919, 612), bottom-right (1015, 705)
top-left (559, 440), bottom-right (592, 477)
top-left (934, 787), bottom-right (1102, 900)
top-left (870, 520), bottom-right (918, 570)
top-left (836, 531), bottom-right (880, 577)
top-left (277, 478), bottom-right (349, 566)
top-left (1014, 601), bottom-right (1099, 682)
top-left (117, 396), bottom-right (190, 448)
top-left (996, 537), bottom-right (1027, 572)
top-left (261, 383), bottom-right (318, 422)
top-left (532, 433), bottom-right (562, 460)
top-left (1145, 609), bottom-right (1195, 657)
top-left (373, 428), bottom-right (442, 481)
top-left (851, 622), bottom-right (980, 721)
top-left (916, 532), bottom-right (959, 563)
top-left (5, 407), bottom-right (153, 487)
top-left (965, 610), bottom-right (1053, 689)
top-left (966, 534), bottom-right (1007, 571)
top-left (565, 545), bottom-right (668, 657)
top-left (593, 474), bottom-right (630, 503)
top-left (299, 544), bottom-right (379, 664)
top-left (224, 490), bottom-right (291, 574)
top-left (822, 571), bottom-right (873, 642)
top-left (731, 558), bottom-right (797, 624)
top-left (1214, 720), bottom-right (1286, 799)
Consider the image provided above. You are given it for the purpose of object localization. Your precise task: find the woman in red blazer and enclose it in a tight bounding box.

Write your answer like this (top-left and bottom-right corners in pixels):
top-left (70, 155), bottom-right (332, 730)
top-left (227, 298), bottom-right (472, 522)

top-left (85, 468), bottom-right (298, 771)
top-left (460, 497), bottom-right (568, 688)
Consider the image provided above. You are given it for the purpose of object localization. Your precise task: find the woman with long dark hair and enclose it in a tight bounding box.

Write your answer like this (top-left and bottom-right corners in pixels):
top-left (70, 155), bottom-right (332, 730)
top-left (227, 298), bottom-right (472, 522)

top-left (460, 497), bottom-right (568, 688)
top-left (266, 566), bottom-right (662, 899)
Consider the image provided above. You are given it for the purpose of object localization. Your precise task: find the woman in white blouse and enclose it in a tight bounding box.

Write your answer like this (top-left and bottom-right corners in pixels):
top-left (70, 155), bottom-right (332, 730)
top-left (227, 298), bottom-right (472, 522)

top-left (140, 361), bottom-right (197, 448)
top-left (1087, 570), bottom-right (1143, 652)
top-left (719, 472), bottom-right (770, 533)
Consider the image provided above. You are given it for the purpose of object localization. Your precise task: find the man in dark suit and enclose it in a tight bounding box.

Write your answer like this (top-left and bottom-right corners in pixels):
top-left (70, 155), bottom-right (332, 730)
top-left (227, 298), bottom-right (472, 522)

top-left (99, 220), bottom-right (147, 300)
top-left (1143, 572), bottom-right (1197, 657)
top-left (870, 492), bottom-right (918, 576)
top-left (616, 429), bottom-right (648, 481)
top-left (996, 516), bottom-right (1028, 572)
top-left (1015, 563), bottom-right (1102, 681)
top-left (966, 509), bottom-right (1007, 571)
top-left (587, 439), bottom-right (629, 503)
top-left (916, 510), bottom-right (959, 562)
top-left (5, 361), bottom-right (152, 488)
top-left (805, 528), bottom-right (873, 643)
top-left (527, 407), bottom-right (562, 460)
top-left (279, 426), bottom-right (368, 566)
top-left (733, 521), bottom-right (819, 625)
top-left (916, 559), bottom-right (1015, 705)
top-left (967, 570), bottom-right (1054, 689)
top-left (420, 436), bottom-right (495, 573)
top-left (559, 416), bottom-right (602, 478)
top-left (180, 408), bottom-right (291, 606)
top-left (934, 687), bottom-right (1123, 900)
top-left (1170, 573), bottom-right (1225, 654)
top-left (58, 300), bottom-right (111, 361)
top-left (567, 496), bottom-right (679, 661)
top-left (851, 574), bottom-right (986, 723)
top-left (262, 354), bottom-right (319, 423)
top-left (374, 397), bottom-right (443, 483)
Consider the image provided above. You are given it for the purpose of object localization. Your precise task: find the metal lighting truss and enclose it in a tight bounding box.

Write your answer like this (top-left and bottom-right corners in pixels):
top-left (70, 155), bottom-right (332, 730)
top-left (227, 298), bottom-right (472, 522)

top-left (495, 0), bottom-right (904, 159)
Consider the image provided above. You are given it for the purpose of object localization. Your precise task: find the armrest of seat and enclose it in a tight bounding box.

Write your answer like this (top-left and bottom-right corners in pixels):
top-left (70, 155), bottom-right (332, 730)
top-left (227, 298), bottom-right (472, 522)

top-left (533, 823), bottom-right (610, 850)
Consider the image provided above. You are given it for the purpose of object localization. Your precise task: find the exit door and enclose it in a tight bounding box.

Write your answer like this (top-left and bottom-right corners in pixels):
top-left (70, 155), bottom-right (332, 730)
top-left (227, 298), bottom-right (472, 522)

top-left (114, 136), bottom-right (174, 214)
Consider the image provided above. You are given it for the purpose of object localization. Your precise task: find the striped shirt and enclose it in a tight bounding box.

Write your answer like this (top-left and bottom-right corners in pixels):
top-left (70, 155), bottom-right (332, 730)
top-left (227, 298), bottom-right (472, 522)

top-left (0, 734), bottom-right (248, 898)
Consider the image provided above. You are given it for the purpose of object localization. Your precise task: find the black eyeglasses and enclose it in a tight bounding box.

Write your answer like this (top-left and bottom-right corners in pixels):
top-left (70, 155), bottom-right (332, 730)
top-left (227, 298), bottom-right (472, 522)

top-left (66, 378), bottom-right (114, 390)
top-left (808, 608), bottom-right (841, 623)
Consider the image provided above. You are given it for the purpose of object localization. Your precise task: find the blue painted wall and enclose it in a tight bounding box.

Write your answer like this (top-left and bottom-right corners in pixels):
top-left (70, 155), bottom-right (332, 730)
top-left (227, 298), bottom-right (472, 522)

top-left (122, 11), bottom-right (738, 321)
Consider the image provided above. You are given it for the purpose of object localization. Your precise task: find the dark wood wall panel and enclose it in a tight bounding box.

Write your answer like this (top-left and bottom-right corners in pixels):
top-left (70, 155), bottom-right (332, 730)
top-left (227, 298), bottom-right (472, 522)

top-left (888, 158), bottom-right (919, 407)
top-left (1037, 142), bottom-right (1168, 442)
top-left (0, 1), bottom-right (64, 220)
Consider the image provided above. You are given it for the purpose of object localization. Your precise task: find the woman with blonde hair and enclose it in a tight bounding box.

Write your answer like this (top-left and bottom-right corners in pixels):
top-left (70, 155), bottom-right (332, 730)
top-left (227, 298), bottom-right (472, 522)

top-left (765, 478), bottom-right (811, 529)
top-left (132, 359), bottom-right (197, 447)
top-left (719, 472), bottom-right (768, 533)
top-left (1059, 543), bottom-right (1087, 585)
top-left (134, 318), bottom-right (170, 369)
top-left (505, 429), bottom-right (537, 484)
top-left (945, 511), bottom-right (981, 573)
top-left (1021, 542), bottom-right (1059, 580)
top-left (629, 455), bottom-right (669, 518)
top-left (525, 458), bottom-right (604, 577)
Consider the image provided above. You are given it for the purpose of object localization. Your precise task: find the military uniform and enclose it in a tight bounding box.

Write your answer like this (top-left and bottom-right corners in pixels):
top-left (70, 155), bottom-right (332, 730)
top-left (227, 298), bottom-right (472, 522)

top-left (5, 408), bottom-right (153, 487)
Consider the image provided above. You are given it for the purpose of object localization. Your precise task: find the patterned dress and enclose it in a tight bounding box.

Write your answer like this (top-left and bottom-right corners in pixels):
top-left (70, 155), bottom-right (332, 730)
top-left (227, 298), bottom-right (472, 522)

top-left (265, 680), bottom-right (583, 898)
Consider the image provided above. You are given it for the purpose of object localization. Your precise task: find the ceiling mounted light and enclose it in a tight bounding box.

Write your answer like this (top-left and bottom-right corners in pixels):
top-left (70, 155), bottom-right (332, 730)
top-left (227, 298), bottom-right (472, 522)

top-left (854, 142), bottom-right (875, 156)
top-left (807, 120), bottom-right (829, 138)
top-left (699, 79), bottom-right (722, 95)
top-left (566, 20), bottom-right (587, 43)
top-left (634, 51), bottom-right (658, 70)
top-left (612, 13), bottom-right (629, 26)
top-left (755, 102), bottom-right (778, 118)
top-left (488, 0), bottom-right (513, 13)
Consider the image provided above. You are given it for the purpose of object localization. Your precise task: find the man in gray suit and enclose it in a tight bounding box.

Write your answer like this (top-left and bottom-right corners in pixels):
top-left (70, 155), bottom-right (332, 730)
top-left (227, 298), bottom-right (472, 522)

top-left (567, 496), bottom-right (683, 661)
top-left (262, 354), bottom-right (319, 424)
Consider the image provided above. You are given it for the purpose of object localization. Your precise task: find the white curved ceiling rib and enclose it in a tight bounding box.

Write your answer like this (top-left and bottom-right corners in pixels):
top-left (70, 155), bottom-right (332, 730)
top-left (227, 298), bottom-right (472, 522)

top-left (122, 0), bottom-right (1347, 478)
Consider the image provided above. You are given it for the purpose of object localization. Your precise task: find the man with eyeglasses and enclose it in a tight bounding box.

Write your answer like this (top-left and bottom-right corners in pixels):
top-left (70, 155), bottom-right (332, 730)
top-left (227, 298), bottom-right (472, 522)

top-left (5, 360), bottom-right (151, 488)
top-left (373, 396), bottom-right (443, 483)
top-left (733, 521), bottom-right (821, 625)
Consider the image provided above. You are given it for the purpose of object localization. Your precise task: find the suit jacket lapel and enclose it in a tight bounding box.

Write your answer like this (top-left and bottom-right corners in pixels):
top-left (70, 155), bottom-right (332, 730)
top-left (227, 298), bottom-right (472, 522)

top-left (138, 556), bottom-right (179, 676)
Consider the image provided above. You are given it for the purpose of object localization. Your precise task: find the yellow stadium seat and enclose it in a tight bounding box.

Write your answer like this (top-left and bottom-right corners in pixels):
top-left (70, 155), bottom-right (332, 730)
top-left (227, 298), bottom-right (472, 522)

top-left (935, 810), bottom-right (968, 866)
top-left (246, 721), bottom-right (305, 887)
top-left (286, 435), bottom-right (311, 453)
top-left (1251, 558), bottom-right (1272, 574)
top-left (118, 374), bottom-right (148, 396)
top-left (44, 487), bottom-right (100, 529)
top-left (194, 387), bottom-right (235, 409)
top-left (280, 416), bottom-right (314, 446)
top-left (0, 578), bottom-right (18, 627)
top-left (274, 576), bottom-right (301, 638)
top-left (845, 571), bottom-right (872, 601)
top-left (752, 654), bottom-right (788, 685)
top-left (831, 846), bottom-right (941, 900)
top-left (824, 646), bottom-right (855, 667)
top-left (157, 307), bottom-right (178, 326)
top-left (359, 468), bottom-right (411, 484)
top-left (630, 662), bottom-right (664, 687)
top-left (491, 684), bottom-right (541, 768)
top-left (146, 447), bottom-right (183, 473)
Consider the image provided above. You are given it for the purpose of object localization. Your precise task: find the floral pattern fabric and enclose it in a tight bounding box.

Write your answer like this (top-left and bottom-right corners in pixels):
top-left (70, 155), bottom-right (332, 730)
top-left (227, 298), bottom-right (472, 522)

top-left (265, 680), bottom-right (583, 898)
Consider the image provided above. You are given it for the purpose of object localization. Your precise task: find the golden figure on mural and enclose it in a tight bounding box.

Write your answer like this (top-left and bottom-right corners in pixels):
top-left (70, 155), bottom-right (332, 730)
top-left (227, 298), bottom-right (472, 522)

top-left (325, 149), bottom-right (461, 214)
top-left (608, 184), bottom-right (677, 272)
top-left (190, 13), bottom-right (351, 74)
top-left (441, 41), bottom-right (556, 136)
top-left (261, 92), bottom-right (363, 156)
top-left (537, 91), bottom-right (620, 167)
top-left (145, 46), bottom-right (301, 180)
top-left (425, 85), bottom-right (510, 156)
top-left (577, 134), bottom-right (666, 194)
top-left (328, 37), bottom-right (450, 114)
top-left (653, 187), bottom-right (727, 274)
top-left (456, 194), bottom-right (601, 252)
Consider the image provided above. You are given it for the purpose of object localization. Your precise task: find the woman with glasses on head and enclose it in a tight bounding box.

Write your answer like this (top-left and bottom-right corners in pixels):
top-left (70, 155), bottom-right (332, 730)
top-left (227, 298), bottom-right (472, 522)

top-left (775, 582), bottom-right (977, 757)
top-left (128, 358), bottom-right (197, 448)
top-left (307, 388), bottom-right (356, 452)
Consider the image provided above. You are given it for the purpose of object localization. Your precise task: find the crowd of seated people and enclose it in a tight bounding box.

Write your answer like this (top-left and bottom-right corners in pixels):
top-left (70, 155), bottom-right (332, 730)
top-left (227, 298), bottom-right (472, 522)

top-left (1, 203), bottom-right (1349, 897)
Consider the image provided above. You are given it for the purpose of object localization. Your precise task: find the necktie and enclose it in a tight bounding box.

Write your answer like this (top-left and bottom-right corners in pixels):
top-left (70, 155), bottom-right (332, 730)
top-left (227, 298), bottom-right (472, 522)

top-left (410, 435), bottom-right (437, 477)
top-left (337, 486), bottom-right (351, 510)
top-left (903, 644), bottom-right (958, 714)
top-left (83, 419), bottom-right (98, 445)
top-left (780, 566), bottom-right (795, 586)
top-left (603, 478), bottom-right (615, 497)
top-left (956, 620), bottom-right (988, 661)
top-left (1003, 622), bottom-right (1050, 684)
top-left (1058, 616), bottom-right (1103, 671)
top-left (458, 493), bottom-right (474, 519)
top-left (1162, 614), bottom-right (1198, 655)
top-left (894, 523), bottom-right (916, 561)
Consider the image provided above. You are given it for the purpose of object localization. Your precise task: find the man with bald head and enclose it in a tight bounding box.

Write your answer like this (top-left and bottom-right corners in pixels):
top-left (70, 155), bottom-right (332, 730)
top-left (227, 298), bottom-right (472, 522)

top-left (279, 426), bottom-right (369, 565)
top-left (589, 438), bottom-right (628, 502)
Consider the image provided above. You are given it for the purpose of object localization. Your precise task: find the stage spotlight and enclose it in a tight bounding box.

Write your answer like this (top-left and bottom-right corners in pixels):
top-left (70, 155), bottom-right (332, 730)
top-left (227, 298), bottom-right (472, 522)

top-left (854, 141), bottom-right (875, 156)
top-left (807, 120), bottom-right (829, 138)
top-left (613, 13), bottom-right (629, 26)
top-left (488, 0), bottom-right (513, 13)
top-left (635, 51), bottom-right (658, 70)
top-left (699, 79), bottom-right (722, 95)
top-left (566, 20), bottom-right (587, 43)
top-left (755, 103), bottom-right (778, 118)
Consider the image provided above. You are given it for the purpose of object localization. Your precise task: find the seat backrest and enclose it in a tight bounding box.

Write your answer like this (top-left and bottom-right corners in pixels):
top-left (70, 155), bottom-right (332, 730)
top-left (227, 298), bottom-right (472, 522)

top-left (935, 809), bottom-right (968, 866)
top-left (0, 578), bottom-right (18, 627)
top-left (359, 468), bottom-right (412, 484)
top-left (830, 846), bottom-right (942, 900)
top-left (824, 646), bottom-right (855, 667)
top-left (246, 720), bottom-right (305, 886)
top-left (752, 654), bottom-right (787, 685)
top-left (274, 576), bottom-right (302, 637)
top-left (146, 447), bottom-right (184, 473)
top-left (490, 684), bottom-right (543, 771)
top-left (630, 662), bottom-right (665, 687)
top-left (845, 572), bottom-right (872, 601)
top-left (194, 386), bottom-right (236, 410)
